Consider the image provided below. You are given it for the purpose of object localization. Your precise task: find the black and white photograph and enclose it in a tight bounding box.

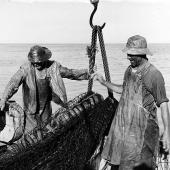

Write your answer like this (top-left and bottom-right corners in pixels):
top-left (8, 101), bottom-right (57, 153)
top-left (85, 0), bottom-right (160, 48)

top-left (0, 0), bottom-right (169, 169)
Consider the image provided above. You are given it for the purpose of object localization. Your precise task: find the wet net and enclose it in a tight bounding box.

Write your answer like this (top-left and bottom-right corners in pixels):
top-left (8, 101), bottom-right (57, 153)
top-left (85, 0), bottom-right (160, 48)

top-left (0, 92), bottom-right (118, 170)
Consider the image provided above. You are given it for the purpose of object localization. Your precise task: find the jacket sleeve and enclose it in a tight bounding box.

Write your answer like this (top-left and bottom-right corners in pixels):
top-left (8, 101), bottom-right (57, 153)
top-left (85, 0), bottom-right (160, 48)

top-left (59, 64), bottom-right (90, 80)
top-left (1, 67), bottom-right (26, 101)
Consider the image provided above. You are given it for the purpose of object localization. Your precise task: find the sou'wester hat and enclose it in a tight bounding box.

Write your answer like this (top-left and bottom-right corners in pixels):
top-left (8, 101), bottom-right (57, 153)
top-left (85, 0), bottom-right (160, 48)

top-left (28, 45), bottom-right (52, 63)
top-left (122, 35), bottom-right (152, 56)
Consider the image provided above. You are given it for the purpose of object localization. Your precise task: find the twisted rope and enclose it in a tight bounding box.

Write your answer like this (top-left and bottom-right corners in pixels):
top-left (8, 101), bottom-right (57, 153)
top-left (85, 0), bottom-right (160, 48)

top-left (87, 26), bottom-right (98, 93)
top-left (97, 26), bottom-right (113, 99)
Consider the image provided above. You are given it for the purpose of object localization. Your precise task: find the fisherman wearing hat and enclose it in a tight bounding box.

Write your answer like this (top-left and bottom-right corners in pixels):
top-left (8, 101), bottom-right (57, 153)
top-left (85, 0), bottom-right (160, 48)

top-left (0, 45), bottom-right (89, 136)
top-left (92, 35), bottom-right (170, 170)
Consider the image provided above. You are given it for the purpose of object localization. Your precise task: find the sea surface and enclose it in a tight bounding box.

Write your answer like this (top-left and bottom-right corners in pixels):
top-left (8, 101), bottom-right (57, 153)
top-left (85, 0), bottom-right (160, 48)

top-left (0, 43), bottom-right (170, 132)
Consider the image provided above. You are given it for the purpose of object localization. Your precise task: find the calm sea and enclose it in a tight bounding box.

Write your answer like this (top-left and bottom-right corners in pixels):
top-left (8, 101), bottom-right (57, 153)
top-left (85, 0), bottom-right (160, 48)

top-left (0, 43), bottom-right (170, 116)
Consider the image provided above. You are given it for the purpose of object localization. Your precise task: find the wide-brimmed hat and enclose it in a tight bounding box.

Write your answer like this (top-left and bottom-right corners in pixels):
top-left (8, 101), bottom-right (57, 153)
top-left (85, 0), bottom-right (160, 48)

top-left (28, 45), bottom-right (52, 63)
top-left (122, 35), bottom-right (152, 56)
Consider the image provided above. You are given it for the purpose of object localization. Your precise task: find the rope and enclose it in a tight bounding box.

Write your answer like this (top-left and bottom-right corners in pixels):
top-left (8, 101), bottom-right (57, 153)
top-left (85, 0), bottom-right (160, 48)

top-left (87, 25), bottom-right (113, 98)
top-left (87, 26), bottom-right (98, 93)
top-left (97, 26), bottom-right (113, 99)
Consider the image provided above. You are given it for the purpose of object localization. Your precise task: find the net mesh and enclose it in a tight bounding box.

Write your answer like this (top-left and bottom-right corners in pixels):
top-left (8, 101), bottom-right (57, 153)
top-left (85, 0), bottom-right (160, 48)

top-left (0, 92), bottom-right (118, 170)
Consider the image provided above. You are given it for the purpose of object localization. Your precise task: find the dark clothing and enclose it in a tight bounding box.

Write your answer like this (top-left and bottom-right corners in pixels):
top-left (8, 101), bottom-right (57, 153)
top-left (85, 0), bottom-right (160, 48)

top-left (142, 64), bottom-right (169, 107)
top-left (26, 75), bottom-right (52, 132)
top-left (2, 60), bottom-right (89, 132)
top-left (102, 61), bottom-right (168, 170)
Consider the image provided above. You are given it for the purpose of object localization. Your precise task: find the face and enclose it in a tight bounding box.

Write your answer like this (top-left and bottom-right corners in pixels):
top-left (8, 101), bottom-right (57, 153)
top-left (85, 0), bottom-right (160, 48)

top-left (127, 54), bottom-right (143, 68)
top-left (32, 61), bottom-right (46, 70)
top-left (31, 51), bottom-right (46, 70)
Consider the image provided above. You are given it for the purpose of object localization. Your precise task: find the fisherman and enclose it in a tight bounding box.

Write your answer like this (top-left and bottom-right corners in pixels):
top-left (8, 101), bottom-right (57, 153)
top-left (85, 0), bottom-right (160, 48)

top-left (92, 35), bottom-right (170, 170)
top-left (0, 45), bottom-right (89, 137)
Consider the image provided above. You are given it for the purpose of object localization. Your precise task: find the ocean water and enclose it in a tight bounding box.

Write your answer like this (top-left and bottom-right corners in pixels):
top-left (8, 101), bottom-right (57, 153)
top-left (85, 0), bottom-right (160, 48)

top-left (0, 43), bottom-right (170, 128)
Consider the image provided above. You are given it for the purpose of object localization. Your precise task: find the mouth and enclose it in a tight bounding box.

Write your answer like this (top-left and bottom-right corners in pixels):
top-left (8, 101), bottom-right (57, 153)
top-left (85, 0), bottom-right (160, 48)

top-left (36, 66), bottom-right (42, 70)
top-left (34, 65), bottom-right (43, 70)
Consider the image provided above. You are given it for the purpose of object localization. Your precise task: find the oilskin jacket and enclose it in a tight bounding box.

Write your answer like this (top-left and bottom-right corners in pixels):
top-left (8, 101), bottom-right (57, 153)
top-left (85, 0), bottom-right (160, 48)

top-left (2, 60), bottom-right (89, 132)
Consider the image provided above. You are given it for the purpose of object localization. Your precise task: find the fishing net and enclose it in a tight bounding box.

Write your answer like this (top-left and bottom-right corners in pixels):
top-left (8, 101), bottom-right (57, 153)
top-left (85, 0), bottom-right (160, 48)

top-left (0, 92), bottom-right (118, 170)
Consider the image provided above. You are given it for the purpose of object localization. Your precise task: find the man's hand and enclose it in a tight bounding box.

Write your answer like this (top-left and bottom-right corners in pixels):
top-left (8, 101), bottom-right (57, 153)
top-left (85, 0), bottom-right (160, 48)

top-left (160, 102), bottom-right (170, 153)
top-left (161, 129), bottom-right (170, 153)
top-left (91, 72), bottom-right (123, 94)
top-left (91, 72), bottom-right (105, 84)
top-left (0, 99), bottom-right (6, 111)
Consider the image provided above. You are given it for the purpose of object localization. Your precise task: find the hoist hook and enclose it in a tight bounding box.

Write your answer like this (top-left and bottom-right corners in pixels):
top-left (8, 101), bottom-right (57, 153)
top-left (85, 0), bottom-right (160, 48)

top-left (90, 0), bottom-right (106, 29)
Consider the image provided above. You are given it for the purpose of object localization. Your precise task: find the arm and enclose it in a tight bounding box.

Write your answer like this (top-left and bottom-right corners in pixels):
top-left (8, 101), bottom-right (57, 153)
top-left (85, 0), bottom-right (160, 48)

top-left (0, 67), bottom-right (25, 111)
top-left (92, 73), bottom-right (123, 94)
top-left (149, 69), bottom-right (170, 152)
top-left (59, 65), bottom-right (89, 80)
top-left (160, 102), bottom-right (170, 152)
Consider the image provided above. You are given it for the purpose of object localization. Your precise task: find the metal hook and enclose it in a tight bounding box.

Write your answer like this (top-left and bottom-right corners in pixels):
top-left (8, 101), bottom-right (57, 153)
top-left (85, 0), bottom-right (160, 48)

top-left (90, 0), bottom-right (105, 29)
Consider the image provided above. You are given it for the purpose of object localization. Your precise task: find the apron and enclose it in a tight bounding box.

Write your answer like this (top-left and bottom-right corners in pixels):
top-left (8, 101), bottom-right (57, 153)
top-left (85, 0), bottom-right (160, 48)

top-left (102, 62), bottom-right (159, 170)
top-left (7, 73), bottom-right (52, 151)
top-left (25, 71), bottom-right (52, 136)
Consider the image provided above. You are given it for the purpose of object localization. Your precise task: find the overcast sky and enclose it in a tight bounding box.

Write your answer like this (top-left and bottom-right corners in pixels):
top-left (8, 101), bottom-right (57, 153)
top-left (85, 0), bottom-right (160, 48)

top-left (1, 0), bottom-right (170, 43)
